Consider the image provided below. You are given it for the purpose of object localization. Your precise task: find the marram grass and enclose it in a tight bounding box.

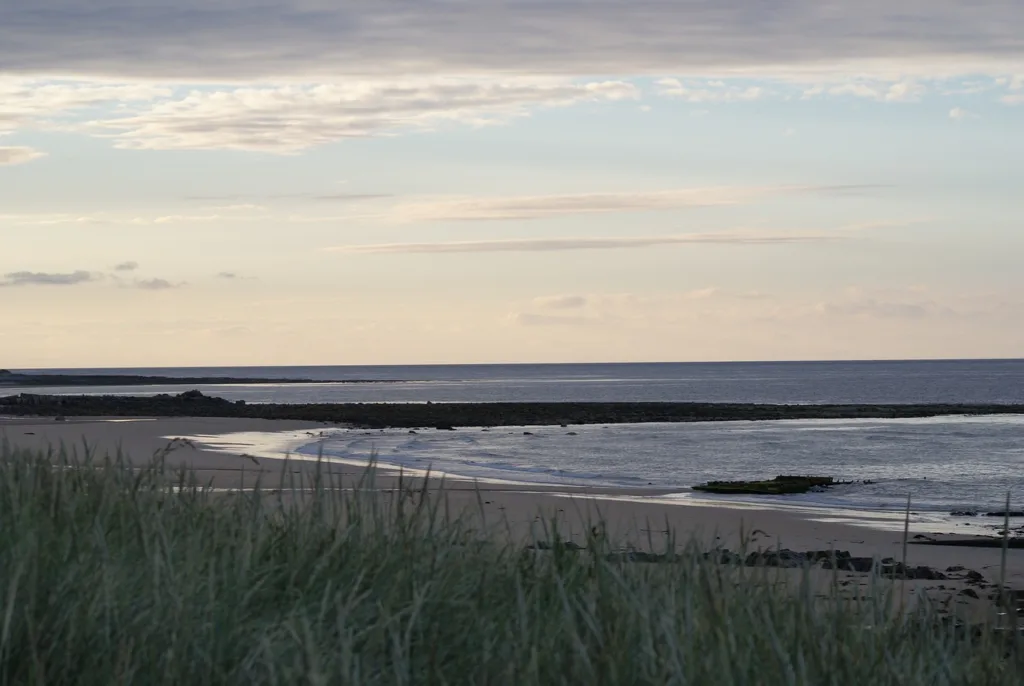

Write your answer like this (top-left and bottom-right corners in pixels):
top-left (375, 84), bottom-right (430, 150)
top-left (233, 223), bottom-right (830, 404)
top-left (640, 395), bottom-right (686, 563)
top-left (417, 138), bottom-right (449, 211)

top-left (0, 441), bottom-right (1020, 685)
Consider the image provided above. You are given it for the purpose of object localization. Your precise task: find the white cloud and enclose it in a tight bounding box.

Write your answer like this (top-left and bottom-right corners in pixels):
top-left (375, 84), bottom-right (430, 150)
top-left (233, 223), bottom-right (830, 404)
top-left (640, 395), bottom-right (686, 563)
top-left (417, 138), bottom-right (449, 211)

top-left (84, 79), bottom-right (639, 152)
top-left (0, 146), bottom-right (45, 165)
top-left (328, 232), bottom-right (843, 255)
top-left (1002, 93), bottom-right (1024, 104)
top-left (657, 78), bottom-right (765, 103)
top-left (819, 79), bottom-right (926, 102)
top-left (2, 2), bottom-right (1024, 80)
top-left (0, 79), bottom-right (170, 131)
top-left (949, 107), bottom-right (978, 120)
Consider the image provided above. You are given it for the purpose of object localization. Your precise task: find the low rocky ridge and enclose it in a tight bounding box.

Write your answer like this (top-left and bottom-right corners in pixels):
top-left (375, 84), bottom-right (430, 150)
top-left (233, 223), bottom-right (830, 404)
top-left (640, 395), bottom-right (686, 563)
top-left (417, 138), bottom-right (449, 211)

top-left (3, 390), bottom-right (1024, 428)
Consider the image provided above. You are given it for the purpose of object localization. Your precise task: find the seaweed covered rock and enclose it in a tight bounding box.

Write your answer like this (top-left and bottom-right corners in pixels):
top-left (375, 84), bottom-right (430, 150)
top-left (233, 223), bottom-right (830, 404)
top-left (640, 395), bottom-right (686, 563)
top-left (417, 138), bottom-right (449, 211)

top-left (692, 475), bottom-right (843, 495)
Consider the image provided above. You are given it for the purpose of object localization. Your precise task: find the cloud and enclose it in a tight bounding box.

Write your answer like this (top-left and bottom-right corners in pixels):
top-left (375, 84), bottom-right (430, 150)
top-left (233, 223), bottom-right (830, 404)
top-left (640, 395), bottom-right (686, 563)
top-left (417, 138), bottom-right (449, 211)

top-left (328, 232), bottom-right (843, 255)
top-left (84, 79), bottom-right (639, 152)
top-left (131, 278), bottom-right (182, 290)
top-left (657, 79), bottom-right (765, 103)
top-left (1002, 93), bottom-right (1024, 104)
top-left (0, 270), bottom-right (99, 287)
top-left (0, 80), bottom-right (170, 132)
top-left (389, 185), bottom-right (871, 222)
top-left (815, 298), bottom-right (940, 319)
top-left (533, 295), bottom-right (588, 310)
top-left (0, 146), bottom-right (45, 166)
top-left (0, 268), bottom-right (184, 290)
top-left (949, 107), bottom-right (977, 120)
top-left (216, 272), bottom-right (238, 279)
top-left (513, 312), bottom-right (600, 328)
top-left (811, 286), bottom-right (952, 320)
top-left (2, 3), bottom-right (1023, 80)
top-left (811, 80), bottom-right (927, 102)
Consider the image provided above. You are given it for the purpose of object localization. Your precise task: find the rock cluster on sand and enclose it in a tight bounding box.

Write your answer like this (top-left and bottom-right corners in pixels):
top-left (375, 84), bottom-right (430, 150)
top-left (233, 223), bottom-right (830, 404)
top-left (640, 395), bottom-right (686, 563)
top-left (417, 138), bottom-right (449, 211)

top-left (526, 543), bottom-right (994, 583)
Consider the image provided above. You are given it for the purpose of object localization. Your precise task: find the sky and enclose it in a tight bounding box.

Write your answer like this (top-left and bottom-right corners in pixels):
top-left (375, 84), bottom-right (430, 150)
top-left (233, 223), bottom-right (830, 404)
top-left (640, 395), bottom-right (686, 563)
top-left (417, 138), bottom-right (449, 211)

top-left (1, 1), bottom-right (1023, 368)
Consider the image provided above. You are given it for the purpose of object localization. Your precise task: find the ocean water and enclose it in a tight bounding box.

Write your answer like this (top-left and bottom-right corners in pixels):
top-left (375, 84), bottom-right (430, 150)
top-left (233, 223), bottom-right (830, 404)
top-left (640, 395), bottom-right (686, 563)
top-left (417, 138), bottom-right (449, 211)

top-left (10, 360), bottom-right (1024, 523)
top-left (278, 415), bottom-right (1024, 514)
top-left (9, 359), bottom-right (1024, 404)
top-left (186, 413), bottom-right (1024, 536)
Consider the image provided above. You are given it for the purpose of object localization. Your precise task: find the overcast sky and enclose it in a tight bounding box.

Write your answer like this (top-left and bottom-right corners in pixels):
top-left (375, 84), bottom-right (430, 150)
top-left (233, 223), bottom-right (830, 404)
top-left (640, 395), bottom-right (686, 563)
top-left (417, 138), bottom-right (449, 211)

top-left (2, 1), bottom-right (1023, 367)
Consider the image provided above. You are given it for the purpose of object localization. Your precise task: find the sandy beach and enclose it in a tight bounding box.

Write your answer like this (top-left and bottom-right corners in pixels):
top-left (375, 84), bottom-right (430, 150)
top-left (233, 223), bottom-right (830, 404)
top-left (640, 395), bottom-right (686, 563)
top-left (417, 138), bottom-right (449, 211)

top-left (3, 414), bottom-right (1022, 621)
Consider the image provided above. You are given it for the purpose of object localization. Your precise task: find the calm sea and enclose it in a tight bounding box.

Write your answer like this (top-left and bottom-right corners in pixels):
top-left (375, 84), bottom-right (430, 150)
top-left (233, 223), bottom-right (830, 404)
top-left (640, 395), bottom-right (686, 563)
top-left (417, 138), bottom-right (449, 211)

top-left (10, 359), bottom-right (1024, 404)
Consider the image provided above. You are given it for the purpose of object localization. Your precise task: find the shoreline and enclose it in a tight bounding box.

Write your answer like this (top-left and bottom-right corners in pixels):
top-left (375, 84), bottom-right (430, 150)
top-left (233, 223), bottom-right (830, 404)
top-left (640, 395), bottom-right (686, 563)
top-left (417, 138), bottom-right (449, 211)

top-left (3, 414), bottom-right (1023, 576)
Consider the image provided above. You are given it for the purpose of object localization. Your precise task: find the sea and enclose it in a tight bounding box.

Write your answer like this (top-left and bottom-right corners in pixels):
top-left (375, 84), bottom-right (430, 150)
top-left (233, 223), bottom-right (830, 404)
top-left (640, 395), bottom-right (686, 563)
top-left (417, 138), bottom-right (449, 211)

top-left (6, 360), bottom-right (1024, 525)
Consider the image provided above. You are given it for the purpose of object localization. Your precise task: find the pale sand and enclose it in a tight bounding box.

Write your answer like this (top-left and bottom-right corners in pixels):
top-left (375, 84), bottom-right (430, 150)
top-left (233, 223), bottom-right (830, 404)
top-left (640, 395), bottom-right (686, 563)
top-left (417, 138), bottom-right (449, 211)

top-left (3, 415), bottom-right (1022, 622)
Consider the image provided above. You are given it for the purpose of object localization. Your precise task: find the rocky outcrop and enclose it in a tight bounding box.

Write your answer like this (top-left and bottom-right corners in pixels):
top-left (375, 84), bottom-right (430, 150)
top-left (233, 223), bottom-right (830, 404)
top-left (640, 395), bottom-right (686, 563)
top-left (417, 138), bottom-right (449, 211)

top-left (4, 393), bottom-right (1024, 428)
top-left (693, 475), bottom-right (857, 496)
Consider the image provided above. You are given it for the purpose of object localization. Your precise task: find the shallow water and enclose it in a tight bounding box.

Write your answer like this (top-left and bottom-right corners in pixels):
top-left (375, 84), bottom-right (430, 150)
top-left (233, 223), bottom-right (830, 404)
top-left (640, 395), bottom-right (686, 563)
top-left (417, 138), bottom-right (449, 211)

top-left (290, 416), bottom-right (1024, 512)
top-left (189, 414), bottom-right (1024, 536)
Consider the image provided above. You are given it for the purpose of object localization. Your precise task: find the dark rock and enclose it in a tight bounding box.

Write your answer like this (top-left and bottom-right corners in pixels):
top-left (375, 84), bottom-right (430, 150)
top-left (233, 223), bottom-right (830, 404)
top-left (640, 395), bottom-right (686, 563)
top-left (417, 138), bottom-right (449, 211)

top-left (960, 588), bottom-right (979, 599)
top-left (950, 510), bottom-right (979, 517)
top-left (842, 557), bottom-right (878, 573)
top-left (947, 565), bottom-right (966, 572)
top-left (745, 549), bottom-right (808, 568)
top-left (704, 549), bottom-right (744, 565)
top-left (694, 475), bottom-right (846, 496)
top-left (985, 511), bottom-right (1024, 518)
top-left (911, 565), bottom-right (947, 580)
top-left (608, 551), bottom-right (681, 564)
top-left (804, 550), bottom-right (852, 563)
top-left (523, 432), bottom-right (534, 436)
